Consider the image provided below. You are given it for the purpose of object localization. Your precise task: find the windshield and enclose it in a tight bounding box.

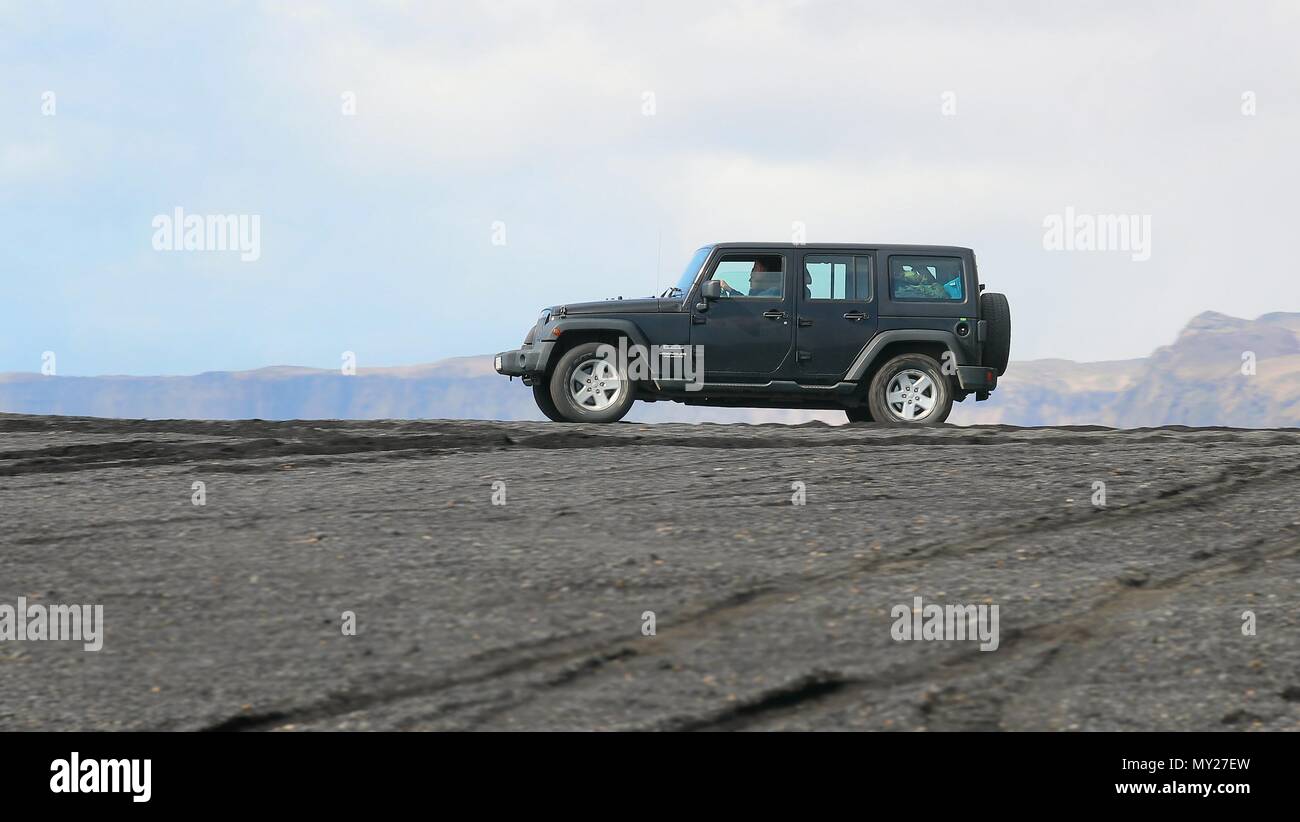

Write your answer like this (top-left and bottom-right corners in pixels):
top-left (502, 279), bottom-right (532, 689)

top-left (668, 246), bottom-right (713, 296)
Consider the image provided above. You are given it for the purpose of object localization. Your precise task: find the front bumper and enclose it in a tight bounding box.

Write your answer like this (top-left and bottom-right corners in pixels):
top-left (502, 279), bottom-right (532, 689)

top-left (494, 343), bottom-right (554, 378)
top-left (956, 365), bottom-right (998, 392)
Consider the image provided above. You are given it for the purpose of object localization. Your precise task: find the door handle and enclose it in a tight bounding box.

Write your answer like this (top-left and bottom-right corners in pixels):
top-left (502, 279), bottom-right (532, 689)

top-left (797, 317), bottom-right (813, 327)
top-left (763, 310), bottom-right (787, 320)
top-left (842, 311), bottom-right (867, 322)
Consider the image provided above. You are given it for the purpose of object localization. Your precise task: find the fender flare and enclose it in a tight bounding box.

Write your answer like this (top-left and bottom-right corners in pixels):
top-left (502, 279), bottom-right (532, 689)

top-left (547, 318), bottom-right (653, 350)
top-left (844, 330), bottom-right (963, 383)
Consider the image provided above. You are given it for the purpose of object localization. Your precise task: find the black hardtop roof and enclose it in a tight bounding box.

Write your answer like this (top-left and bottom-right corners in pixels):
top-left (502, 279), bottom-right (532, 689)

top-left (708, 242), bottom-right (974, 254)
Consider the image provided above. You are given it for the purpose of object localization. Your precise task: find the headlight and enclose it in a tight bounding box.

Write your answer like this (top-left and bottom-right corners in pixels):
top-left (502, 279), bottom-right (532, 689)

top-left (494, 355), bottom-right (503, 371)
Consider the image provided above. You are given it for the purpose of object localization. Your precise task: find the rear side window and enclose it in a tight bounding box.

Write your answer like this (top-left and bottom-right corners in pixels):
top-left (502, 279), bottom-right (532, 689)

top-left (803, 256), bottom-right (850, 299)
top-left (889, 256), bottom-right (964, 301)
top-left (802, 254), bottom-right (874, 301)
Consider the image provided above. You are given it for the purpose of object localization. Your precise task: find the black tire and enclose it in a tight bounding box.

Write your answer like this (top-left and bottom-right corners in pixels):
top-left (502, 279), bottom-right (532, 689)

top-left (844, 407), bottom-right (874, 423)
top-left (548, 342), bottom-right (635, 423)
top-left (980, 291), bottom-right (1012, 375)
top-left (532, 381), bottom-right (566, 422)
top-left (866, 353), bottom-right (953, 425)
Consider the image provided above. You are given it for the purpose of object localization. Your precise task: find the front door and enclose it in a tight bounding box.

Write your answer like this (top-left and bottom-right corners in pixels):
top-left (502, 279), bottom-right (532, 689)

top-left (690, 251), bottom-right (794, 382)
top-left (794, 252), bottom-right (879, 381)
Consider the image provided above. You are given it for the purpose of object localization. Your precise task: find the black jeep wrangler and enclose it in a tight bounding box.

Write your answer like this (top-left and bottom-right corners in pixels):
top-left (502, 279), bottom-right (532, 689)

top-left (494, 243), bottom-right (1010, 425)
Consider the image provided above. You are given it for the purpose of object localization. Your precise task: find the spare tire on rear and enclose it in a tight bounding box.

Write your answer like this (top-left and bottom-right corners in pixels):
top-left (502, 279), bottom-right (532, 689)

top-left (980, 291), bottom-right (1012, 375)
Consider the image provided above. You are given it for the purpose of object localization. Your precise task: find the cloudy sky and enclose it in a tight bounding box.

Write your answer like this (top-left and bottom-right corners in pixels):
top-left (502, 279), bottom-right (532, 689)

top-left (3, 0), bottom-right (1298, 375)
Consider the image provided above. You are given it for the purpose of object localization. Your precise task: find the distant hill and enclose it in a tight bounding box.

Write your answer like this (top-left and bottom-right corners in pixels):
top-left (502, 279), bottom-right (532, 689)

top-left (955, 311), bottom-right (1300, 427)
top-left (2, 311), bottom-right (1297, 427)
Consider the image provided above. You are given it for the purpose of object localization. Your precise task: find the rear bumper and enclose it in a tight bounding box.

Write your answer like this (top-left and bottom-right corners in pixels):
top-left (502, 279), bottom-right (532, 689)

top-left (494, 343), bottom-right (554, 378)
top-left (956, 365), bottom-right (998, 392)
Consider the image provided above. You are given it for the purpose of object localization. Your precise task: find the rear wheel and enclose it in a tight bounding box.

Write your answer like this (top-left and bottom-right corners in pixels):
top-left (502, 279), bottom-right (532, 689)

top-left (532, 381), bottom-right (565, 422)
top-left (867, 354), bottom-right (953, 425)
top-left (549, 342), bottom-right (635, 423)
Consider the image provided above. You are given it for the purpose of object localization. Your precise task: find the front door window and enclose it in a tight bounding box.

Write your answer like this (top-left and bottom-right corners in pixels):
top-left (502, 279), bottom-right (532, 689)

top-left (707, 254), bottom-right (785, 299)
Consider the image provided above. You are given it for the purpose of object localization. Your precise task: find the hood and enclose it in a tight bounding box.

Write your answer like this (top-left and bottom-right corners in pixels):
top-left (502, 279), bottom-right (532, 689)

top-left (554, 297), bottom-right (672, 315)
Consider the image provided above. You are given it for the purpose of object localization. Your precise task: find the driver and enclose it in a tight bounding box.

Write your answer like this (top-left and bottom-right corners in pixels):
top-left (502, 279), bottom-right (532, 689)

top-left (720, 257), bottom-right (783, 297)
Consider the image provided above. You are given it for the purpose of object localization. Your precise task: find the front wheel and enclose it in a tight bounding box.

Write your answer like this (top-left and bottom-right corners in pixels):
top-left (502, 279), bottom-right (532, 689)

top-left (532, 382), bottom-right (566, 422)
top-left (548, 342), bottom-right (635, 423)
top-left (866, 354), bottom-right (953, 425)
top-left (844, 407), bottom-right (874, 423)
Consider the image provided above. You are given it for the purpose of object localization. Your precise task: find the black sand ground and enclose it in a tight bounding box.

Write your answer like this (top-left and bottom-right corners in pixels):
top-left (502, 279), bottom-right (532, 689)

top-left (1, 414), bottom-right (1297, 731)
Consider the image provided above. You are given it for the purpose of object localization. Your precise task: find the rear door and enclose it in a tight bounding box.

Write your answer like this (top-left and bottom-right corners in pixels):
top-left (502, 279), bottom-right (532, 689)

top-left (794, 252), bottom-right (879, 381)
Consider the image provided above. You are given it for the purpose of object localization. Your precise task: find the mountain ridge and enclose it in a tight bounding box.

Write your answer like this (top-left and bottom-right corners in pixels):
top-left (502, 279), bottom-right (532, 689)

top-left (3, 311), bottom-right (1296, 427)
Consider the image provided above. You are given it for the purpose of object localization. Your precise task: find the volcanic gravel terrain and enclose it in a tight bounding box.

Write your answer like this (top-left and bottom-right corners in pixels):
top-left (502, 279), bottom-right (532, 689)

top-left (2, 414), bottom-right (1297, 731)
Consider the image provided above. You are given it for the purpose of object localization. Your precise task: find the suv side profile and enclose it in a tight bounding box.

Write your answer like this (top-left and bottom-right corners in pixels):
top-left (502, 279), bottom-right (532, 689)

top-left (494, 243), bottom-right (1011, 425)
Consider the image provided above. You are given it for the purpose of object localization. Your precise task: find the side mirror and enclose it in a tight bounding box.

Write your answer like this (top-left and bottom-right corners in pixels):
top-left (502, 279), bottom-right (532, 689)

top-left (700, 280), bottom-right (722, 300)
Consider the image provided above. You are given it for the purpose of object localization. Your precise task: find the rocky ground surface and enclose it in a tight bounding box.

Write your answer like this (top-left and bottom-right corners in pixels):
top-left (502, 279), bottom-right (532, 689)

top-left (1, 413), bottom-right (1297, 731)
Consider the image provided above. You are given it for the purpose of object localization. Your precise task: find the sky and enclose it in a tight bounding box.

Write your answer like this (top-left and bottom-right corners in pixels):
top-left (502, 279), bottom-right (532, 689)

top-left (2, 0), bottom-right (1299, 376)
